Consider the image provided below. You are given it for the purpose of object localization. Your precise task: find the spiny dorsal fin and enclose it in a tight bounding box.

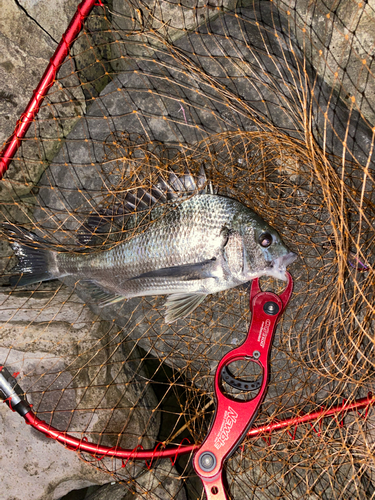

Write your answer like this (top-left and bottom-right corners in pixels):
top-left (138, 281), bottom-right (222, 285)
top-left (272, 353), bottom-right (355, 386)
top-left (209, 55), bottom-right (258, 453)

top-left (180, 168), bottom-right (197, 192)
top-left (122, 166), bottom-right (211, 213)
top-left (77, 205), bottom-right (129, 245)
top-left (168, 171), bottom-right (185, 192)
top-left (77, 167), bottom-right (214, 245)
top-left (197, 165), bottom-right (207, 191)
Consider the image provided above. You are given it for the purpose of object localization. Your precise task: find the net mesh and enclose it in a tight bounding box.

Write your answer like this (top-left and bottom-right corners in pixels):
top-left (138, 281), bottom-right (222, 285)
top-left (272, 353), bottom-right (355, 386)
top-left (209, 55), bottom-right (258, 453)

top-left (0, 0), bottom-right (374, 498)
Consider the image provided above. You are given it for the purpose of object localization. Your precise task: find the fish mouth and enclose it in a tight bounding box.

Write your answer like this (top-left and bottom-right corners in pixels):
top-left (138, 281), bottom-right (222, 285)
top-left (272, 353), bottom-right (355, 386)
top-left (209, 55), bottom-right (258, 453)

top-left (267, 251), bottom-right (297, 281)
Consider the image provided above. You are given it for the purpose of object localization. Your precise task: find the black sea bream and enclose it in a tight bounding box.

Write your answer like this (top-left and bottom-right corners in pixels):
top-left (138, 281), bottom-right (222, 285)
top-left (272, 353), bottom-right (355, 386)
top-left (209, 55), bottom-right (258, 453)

top-left (7, 169), bottom-right (296, 323)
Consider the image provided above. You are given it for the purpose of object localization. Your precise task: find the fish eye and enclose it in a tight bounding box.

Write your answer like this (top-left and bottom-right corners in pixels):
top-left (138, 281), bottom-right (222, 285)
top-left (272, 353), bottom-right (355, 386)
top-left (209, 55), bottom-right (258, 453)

top-left (259, 232), bottom-right (273, 248)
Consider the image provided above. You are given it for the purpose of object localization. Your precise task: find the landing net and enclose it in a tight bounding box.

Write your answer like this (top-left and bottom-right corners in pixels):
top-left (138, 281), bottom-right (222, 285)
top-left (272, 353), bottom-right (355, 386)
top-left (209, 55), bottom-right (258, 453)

top-left (0, 1), bottom-right (374, 498)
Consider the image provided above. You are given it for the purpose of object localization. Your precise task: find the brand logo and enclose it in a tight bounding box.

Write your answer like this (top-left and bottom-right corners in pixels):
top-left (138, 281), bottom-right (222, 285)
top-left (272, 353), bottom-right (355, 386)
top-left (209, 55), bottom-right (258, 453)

top-left (214, 406), bottom-right (238, 450)
top-left (257, 319), bottom-right (271, 347)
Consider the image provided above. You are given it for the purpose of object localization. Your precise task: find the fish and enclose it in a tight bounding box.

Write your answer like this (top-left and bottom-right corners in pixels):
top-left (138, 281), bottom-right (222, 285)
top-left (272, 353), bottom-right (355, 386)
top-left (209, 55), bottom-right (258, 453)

top-left (4, 168), bottom-right (297, 323)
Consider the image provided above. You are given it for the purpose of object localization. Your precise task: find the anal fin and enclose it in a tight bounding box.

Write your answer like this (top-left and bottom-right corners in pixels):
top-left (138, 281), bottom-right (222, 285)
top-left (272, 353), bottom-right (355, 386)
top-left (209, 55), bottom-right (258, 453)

top-left (164, 293), bottom-right (207, 323)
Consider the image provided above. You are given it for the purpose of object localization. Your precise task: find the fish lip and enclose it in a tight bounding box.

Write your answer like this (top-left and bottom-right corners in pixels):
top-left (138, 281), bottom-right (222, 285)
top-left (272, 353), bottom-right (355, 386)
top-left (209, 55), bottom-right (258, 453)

top-left (279, 251), bottom-right (298, 267)
top-left (267, 251), bottom-right (297, 281)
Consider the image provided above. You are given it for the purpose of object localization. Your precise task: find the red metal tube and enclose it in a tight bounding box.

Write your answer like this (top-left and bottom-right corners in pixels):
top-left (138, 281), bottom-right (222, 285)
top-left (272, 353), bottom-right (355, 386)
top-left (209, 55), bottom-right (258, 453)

top-left (247, 393), bottom-right (374, 437)
top-left (24, 411), bottom-right (198, 459)
top-left (23, 393), bottom-right (374, 460)
top-left (0, 0), bottom-right (102, 179)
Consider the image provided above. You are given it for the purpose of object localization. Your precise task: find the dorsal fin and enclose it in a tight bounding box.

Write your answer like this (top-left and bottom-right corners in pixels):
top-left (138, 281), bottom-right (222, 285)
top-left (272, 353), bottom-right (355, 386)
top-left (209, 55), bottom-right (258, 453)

top-left (156, 176), bottom-right (177, 201)
top-left (77, 166), bottom-right (214, 245)
top-left (119, 166), bottom-right (211, 214)
top-left (180, 168), bottom-right (197, 192)
top-left (197, 165), bottom-right (207, 191)
top-left (168, 171), bottom-right (185, 192)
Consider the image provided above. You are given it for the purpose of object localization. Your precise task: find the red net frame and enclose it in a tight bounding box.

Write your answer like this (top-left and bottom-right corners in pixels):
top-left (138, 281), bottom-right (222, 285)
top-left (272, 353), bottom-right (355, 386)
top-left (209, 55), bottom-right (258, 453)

top-left (21, 384), bottom-right (375, 461)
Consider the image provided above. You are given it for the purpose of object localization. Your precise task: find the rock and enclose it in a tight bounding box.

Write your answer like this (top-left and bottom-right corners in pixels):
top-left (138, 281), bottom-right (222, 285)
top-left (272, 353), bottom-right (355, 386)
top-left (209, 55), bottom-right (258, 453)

top-left (84, 462), bottom-right (187, 499)
top-left (0, 284), bottom-right (94, 326)
top-left (84, 483), bottom-right (131, 500)
top-left (0, 0), bottom-right (53, 199)
top-left (0, 0), bottom-right (106, 204)
top-left (0, 284), bottom-right (161, 500)
top-left (273, 0), bottom-right (375, 129)
top-left (16, 0), bottom-right (79, 43)
top-left (134, 461), bottom-right (187, 499)
top-left (0, 398), bottom-right (110, 500)
top-left (112, 0), bottom-right (237, 49)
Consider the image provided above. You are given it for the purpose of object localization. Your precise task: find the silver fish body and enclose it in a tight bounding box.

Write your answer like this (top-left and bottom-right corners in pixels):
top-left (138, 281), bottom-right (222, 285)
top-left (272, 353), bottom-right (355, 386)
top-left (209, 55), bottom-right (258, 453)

top-left (7, 178), bottom-right (296, 322)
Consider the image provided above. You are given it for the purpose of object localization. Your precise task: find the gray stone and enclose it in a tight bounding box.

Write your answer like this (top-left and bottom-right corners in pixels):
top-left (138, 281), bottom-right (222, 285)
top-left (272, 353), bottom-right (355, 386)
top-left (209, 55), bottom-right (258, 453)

top-left (0, 397), bottom-right (110, 500)
top-left (0, 284), bottom-right (161, 500)
top-left (273, 0), bottom-right (375, 129)
top-left (84, 483), bottom-right (131, 500)
top-left (0, 0), bottom-right (87, 202)
top-left (134, 461), bottom-right (187, 499)
top-left (0, 0), bottom-right (114, 205)
top-left (112, 0), bottom-right (237, 51)
top-left (0, 371), bottom-right (110, 500)
top-left (84, 462), bottom-right (187, 500)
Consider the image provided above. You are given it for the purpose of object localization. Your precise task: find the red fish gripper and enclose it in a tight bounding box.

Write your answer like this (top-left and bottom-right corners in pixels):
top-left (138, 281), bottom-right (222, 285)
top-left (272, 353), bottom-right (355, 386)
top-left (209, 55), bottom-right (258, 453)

top-left (193, 272), bottom-right (293, 499)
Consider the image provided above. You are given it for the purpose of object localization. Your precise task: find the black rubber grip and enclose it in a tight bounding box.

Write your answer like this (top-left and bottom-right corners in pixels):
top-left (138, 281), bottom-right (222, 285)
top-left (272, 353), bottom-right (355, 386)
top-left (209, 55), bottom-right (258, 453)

top-left (12, 400), bottom-right (31, 417)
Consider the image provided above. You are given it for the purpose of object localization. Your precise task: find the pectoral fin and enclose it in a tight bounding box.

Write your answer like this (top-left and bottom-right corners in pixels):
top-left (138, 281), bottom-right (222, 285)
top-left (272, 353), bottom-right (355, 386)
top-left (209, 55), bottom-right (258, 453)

top-left (129, 259), bottom-right (218, 282)
top-left (164, 293), bottom-right (207, 323)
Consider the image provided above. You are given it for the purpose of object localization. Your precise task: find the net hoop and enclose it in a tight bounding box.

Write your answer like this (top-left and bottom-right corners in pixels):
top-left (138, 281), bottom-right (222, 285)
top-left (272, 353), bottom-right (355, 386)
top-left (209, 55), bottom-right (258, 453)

top-left (15, 394), bottom-right (373, 461)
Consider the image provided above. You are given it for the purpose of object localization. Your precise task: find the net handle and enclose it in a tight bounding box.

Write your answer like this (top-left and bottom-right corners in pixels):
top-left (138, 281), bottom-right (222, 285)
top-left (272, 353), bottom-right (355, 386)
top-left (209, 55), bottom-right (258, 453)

top-left (0, 0), bottom-right (103, 179)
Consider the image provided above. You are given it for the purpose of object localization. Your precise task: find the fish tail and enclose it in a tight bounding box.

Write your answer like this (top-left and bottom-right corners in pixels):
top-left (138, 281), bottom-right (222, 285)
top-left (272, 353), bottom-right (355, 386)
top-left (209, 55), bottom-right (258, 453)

top-left (10, 242), bottom-right (58, 286)
top-left (2, 224), bottom-right (59, 287)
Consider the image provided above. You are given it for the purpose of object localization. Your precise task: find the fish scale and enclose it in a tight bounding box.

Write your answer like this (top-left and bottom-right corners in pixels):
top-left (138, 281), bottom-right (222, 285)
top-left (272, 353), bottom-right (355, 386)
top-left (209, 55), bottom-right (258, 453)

top-left (58, 195), bottom-right (237, 286)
